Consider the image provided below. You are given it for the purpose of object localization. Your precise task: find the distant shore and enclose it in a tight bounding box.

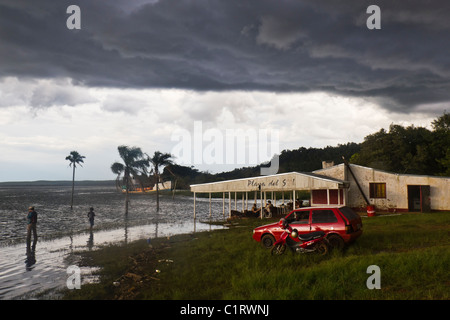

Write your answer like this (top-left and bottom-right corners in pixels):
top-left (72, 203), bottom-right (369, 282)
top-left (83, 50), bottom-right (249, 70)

top-left (0, 180), bottom-right (116, 187)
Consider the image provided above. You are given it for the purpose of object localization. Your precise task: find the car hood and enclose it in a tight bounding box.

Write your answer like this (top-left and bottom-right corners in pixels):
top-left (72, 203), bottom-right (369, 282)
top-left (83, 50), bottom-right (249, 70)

top-left (253, 222), bottom-right (279, 231)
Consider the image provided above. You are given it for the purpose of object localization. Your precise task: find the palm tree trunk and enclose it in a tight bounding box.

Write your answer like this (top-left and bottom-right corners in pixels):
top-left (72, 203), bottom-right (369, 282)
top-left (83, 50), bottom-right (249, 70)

top-left (172, 179), bottom-right (177, 199)
top-left (125, 189), bottom-right (129, 214)
top-left (125, 174), bottom-right (129, 215)
top-left (71, 165), bottom-right (75, 209)
top-left (156, 178), bottom-right (160, 211)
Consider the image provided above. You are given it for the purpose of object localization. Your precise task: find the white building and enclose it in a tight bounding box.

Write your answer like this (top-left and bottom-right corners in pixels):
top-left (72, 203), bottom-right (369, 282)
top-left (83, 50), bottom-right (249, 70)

top-left (314, 164), bottom-right (450, 212)
top-left (189, 164), bottom-right (449, 216)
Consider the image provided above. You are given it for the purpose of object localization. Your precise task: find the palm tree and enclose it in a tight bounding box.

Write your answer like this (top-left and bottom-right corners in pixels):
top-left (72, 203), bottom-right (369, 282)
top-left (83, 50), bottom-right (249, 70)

top-left (147, 151), bottom-right (173, 211)
top-left (65, 151), bottom-right (86, 209)
top-left (111, 145), bottom-right (148, 214)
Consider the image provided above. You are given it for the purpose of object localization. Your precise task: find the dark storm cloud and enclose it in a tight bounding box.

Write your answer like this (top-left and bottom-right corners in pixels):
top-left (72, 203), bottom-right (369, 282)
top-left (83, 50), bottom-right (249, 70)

top-left (1, 0), bottom-right (449, 112)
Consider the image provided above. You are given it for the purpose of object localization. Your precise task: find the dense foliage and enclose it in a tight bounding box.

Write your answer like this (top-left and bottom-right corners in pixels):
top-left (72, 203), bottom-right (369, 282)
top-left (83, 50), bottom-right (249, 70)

top-left (351, 112), bottom-right (450, 176)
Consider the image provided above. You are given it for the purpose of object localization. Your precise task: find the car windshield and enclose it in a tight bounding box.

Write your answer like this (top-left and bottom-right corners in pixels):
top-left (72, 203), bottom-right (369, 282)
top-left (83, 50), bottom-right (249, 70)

top-left (339, 206), bottom-right (360, 221)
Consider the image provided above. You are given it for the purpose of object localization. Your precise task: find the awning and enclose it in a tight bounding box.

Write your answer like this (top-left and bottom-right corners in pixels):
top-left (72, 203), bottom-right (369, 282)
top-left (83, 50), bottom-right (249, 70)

top-left (190, 172), bottom-right (349, 219)
top-left (190, 171), bottom-right (349, 193)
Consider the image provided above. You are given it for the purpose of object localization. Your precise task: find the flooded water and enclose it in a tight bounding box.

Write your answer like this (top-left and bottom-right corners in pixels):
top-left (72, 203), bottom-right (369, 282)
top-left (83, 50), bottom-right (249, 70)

top-left (0, 184), bottom-right (228, 299)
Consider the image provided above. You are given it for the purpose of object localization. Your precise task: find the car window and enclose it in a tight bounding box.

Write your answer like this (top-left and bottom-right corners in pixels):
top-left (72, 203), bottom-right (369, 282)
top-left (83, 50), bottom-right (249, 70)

top-left (287, 210), bottom-right (310, 224)
top-left (311, 210), bottom-right (338, 223)
top-left (291, 210), bottom-right (309, 224)
top-left (339, 206), bottom-right (359, 221)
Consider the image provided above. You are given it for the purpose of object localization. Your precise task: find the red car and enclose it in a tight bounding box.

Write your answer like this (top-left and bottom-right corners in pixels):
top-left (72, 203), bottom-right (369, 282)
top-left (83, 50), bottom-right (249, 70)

top-left (253, 206), bottom-right (363, 250)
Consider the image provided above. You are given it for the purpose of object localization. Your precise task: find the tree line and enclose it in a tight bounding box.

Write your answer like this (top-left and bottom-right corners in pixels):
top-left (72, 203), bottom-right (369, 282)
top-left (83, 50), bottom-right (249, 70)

top-left (350, 112), bottom-right (449, 176)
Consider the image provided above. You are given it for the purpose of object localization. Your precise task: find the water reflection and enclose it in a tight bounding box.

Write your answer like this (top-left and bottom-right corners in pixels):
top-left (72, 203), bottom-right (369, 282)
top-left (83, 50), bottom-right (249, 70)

top-left (25, 245), bottom-right (36, 271)
top-left (0, 185), bottom-right (230, 299)
top-left (87, 230), bottom-right (94, 250)
top-left (1, 219), bottom-right (225, 299)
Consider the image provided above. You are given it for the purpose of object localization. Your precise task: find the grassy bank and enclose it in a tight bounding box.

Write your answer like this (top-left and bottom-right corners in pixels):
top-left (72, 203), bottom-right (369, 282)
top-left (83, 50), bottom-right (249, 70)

top-left (63, 212), bottom-right (449, 300)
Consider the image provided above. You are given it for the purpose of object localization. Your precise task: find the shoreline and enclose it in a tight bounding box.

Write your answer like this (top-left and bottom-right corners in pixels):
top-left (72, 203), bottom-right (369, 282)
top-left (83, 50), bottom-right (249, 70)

top-left (0, 219), bottom-right (225, 300)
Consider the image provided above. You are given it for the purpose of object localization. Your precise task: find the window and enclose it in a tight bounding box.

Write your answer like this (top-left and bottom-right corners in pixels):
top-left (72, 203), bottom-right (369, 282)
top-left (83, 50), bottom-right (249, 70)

top-left (311, 210), bottom-right (338, 223)
top-left (288, 210), bottom-right (310, 224)
top-left (369, 183), bottom-right (386, 198)
top-left (311, 190), bottom-right (327, 204)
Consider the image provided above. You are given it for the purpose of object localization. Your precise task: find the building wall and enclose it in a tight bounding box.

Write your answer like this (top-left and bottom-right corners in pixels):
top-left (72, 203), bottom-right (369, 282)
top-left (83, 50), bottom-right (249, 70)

top-left (315, 164), bottom-right (450, 211)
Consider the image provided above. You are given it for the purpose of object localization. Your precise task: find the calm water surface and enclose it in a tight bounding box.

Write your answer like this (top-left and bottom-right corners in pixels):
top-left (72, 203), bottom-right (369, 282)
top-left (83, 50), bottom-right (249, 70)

top-left (0, 184), bottom-right (228, 299)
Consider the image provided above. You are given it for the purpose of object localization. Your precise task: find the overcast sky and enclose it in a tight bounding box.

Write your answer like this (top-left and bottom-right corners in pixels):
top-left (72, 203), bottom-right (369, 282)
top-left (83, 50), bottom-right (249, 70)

top-left (0, 0), bottom-right (449, 182)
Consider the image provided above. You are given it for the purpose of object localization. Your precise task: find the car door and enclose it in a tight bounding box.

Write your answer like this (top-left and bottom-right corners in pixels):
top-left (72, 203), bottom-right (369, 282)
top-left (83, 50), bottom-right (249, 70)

top-left (289, 209), bottom-right (312, 234)
top-left (310, 209), bottom-right (339, 232)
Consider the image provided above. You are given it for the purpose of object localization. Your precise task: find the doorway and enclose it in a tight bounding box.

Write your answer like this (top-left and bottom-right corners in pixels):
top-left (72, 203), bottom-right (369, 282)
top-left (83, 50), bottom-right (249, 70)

top-left (407, 185), bottom-right (431, 212)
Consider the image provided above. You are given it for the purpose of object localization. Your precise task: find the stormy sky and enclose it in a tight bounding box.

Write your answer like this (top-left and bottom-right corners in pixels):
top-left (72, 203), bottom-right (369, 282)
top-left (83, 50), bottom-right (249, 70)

top-left (0, 0), bottom-right (449, 181)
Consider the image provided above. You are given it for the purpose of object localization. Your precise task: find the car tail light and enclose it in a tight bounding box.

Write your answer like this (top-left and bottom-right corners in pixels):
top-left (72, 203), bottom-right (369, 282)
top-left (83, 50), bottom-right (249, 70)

top-left (345, 224), bottom-right (354, 234)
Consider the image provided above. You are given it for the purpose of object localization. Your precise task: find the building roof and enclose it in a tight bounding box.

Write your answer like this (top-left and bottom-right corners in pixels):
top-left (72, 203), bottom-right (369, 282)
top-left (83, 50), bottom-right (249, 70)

top-left (314, 163), bottom-right (450, 179)
top-left (190, 171), bottom-right (349, 193)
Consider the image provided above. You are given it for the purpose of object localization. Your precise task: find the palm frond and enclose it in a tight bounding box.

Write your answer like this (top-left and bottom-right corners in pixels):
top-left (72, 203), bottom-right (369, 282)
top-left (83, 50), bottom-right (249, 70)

top-left (111, 162), bottom-right (125, 175)
top-left (65, 150), bottom-right (86, 167)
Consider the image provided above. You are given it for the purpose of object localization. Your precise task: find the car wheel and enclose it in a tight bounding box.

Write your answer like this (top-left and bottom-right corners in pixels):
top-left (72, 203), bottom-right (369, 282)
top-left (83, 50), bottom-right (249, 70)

top-left (261, 234), bottom-right (275, 249)
top-left (327, 234), bottom-right (345, 251)
top-left (271, 244), bottom-right (286, 255)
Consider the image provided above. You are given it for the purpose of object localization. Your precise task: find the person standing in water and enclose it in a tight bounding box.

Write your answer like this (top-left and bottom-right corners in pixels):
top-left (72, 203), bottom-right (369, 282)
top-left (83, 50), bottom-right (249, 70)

top-left (26, 206), bottom-right (38, 248)
top-left (87, 207), bottom-right (95, 229)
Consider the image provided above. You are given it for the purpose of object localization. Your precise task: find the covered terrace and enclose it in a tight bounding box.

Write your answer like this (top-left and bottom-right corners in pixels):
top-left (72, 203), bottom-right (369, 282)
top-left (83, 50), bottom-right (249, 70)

top-left (190, 172), bottom-right (349, 219)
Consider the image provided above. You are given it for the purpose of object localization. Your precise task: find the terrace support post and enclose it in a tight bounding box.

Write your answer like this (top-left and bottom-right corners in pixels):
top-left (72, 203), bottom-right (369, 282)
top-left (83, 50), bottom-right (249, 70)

top-left (193, 192), bottom-right (196, 220)
top-left (209, 192), bottom-right (212, 218)
top-left (245, 192), bottom-right (248, 211)
top-left (228, 191), bottom-right (231, 219)
top-left (293, 190), bottom-right (296, 209)
top-left (222, 192), bottom-right (225, 218)
top-left (260, 189), bottom-right (263, 219)
top-left (274, 191), bottom-right (276, 207)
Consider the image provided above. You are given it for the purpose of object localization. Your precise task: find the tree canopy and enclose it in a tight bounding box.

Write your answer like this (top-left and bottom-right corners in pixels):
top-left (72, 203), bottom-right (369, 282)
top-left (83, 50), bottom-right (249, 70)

top-left (350, 112), bottom-right (450, 176)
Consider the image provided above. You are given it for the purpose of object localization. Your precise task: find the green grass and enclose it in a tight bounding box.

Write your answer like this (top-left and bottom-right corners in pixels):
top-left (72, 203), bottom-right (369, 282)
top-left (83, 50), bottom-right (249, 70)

top-left (64, 212), bottom-right (450, 300)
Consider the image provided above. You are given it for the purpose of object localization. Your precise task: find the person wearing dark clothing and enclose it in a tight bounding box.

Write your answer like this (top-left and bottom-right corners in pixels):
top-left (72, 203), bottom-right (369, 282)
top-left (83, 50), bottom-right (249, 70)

top-left (264, 200), bottom-right (274, 218)
top-left (87, 207), bottom-right (95, 229)
top-left (26, 206), bottom-right (38, 248)
top-left (251, 203), bottom-right (261, 217)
